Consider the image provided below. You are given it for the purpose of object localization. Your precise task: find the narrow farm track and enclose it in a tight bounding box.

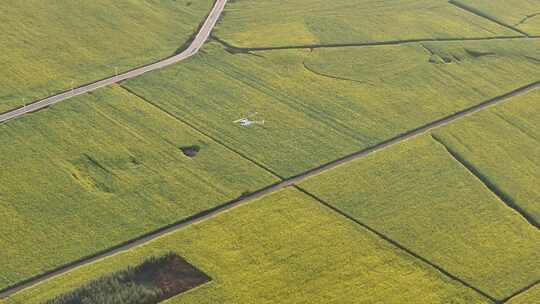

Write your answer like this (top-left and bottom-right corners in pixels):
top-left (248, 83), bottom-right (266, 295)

top-left (0, 0), bottom-right (229, 124)
top-left (213, 35), bottom-right (540, 53)
top-left (2, 77), bottom-right (539, 299)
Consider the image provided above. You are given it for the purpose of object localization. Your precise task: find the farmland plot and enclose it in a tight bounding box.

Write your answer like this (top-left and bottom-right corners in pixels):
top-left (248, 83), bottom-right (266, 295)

top-left (0, 86), bottom-right (277, 290)
top-left (299, 136), bottom-right (540, 300)
top-left (507, 284), bottom-right (540, 304)
top-left (7, 189), bottom-right (490, 304)
top-left (433, 89), bottom-right (540, 224)
top-left (214, 0), bottom-right (517, 48)
top-left (124, 39), bottom-right (540, 178)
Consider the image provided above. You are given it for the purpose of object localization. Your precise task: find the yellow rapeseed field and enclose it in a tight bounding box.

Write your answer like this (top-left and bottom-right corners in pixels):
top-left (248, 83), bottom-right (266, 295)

top-left (7, 189), bottom-right (490, 304)
top-left (299, 136), bottom-right (540, 300)
top-left (0, 0), bottom-right (213, 112)
top-left (0, 86), bottom-right (277, 290)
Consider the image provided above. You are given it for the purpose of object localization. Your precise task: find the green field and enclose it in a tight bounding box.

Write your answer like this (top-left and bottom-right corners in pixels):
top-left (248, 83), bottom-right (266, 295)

top-left (0, 0), bottom-right (213, 112)
top-left (6, 188), bottom-right (490, 304)
top-left (1, 0), bottom-right (539, 302)
top-left (432, 89), bottom-right (540, 224)
top-left (0, 86), bottom-right (277, 290)
top-left (123, 39), bottom-right (540, 177)
top-left (214, 0), bottom-right (516, 48)
top-left (507, 284), bottom-right (540, 304)
top-left (299, 136), bottom-right (540, 300)
top-left (452, 0), bottom-right (540, 35)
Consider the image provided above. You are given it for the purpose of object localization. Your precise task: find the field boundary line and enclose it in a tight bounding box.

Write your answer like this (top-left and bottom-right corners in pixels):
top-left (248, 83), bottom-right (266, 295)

top-left (2, 79), bottom-right (539, 300)
top-left (432, 135), bottom-right (539, 229)
top-left (293, 185), bottom-right (498, 302)
top-left (0, 0), bottom-right (228, 124)
top-left (212, 35), bottom-right (539, 53)
top-left (501, 280), bottom-right (540, 303)
top-left (448, 0), bottom-right (530, 37)
top-left (118, 85), bottom-right (284, 179)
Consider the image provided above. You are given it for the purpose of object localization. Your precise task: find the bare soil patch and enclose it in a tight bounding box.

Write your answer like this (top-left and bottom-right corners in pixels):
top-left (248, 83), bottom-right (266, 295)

top-left (44, 253), bottom-right (211, 304)
top-left (180, 145), bottom-right (201, 157)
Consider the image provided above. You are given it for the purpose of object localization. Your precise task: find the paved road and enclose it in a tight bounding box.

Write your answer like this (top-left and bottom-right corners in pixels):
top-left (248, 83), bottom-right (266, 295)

top-left (0, 0), bottom-right (228, 124)
top-left (1, 79), bottom-right (538, 299)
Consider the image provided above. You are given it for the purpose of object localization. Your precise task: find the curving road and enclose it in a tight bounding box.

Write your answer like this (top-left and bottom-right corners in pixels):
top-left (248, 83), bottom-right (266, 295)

top-left (0, 0), bottom-right (228, 124)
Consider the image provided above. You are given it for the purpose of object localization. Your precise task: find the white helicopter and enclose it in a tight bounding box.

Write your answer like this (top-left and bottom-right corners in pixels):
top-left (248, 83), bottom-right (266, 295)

top-left (233, 112), bottom-right (265, 126)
